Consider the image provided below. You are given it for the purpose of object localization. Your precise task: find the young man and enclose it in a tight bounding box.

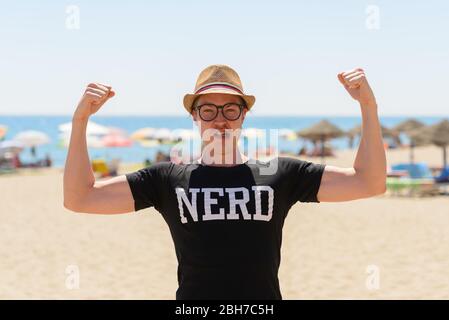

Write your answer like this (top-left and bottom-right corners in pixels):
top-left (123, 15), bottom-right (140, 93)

top-left (63, 64), bottom-right (386, 299)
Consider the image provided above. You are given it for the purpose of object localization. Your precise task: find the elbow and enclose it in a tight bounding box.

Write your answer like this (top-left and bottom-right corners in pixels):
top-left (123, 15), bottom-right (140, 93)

top-left (63, 197), bottom-right (84, 213)
top-left (366, 177), bottom-right (387, 197)
top-left (63, 200), bottom-right (78, 212)
top-left (63, 187), bottom-right (90, 213)
top-left (371, 183), bottom-right (387, 196)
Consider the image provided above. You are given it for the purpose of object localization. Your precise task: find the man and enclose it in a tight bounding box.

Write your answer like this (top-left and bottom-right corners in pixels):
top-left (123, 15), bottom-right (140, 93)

top-left (63, 64), bottom-right (386, 299)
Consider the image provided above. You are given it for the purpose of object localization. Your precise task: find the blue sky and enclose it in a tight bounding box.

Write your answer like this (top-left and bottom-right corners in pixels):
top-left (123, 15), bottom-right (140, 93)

top-left (0, 0), bottom-right (448, 116)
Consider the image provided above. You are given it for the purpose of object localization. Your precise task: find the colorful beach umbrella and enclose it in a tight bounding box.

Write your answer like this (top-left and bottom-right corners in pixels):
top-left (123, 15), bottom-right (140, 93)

top-left (130, 127), bottom-right (157, 141)
top-left (153, 128), bottom-right (174, 142)
top-left (171, 129), bottom-right (197, 141)
top-left (102, 134), bottom-right (133, 147)
top-left (13, 130), bottom-right (50, 147)
top-left (278, 128), bottom-right (297, 141)
top-left (58, 121), bottom-right (110, 136)
top-left (0, 125), bottom-right (8, 140)
top-left (139, 140), bottom-right (160, 148)
top-left (0, 140), bottom-right (24, 156)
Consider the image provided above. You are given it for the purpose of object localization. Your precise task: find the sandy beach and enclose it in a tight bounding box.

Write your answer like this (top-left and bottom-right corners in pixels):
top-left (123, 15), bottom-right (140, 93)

top-left (1, 145), bottom-right (449, 299)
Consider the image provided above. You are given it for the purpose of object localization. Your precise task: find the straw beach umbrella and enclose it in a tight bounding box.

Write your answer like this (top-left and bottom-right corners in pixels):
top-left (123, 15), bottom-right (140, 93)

top-left (429, 120), bottom-right (449, 168)
top-left (348, 124), bottom-right (401, 148)
top-left (393, 118), bottom-right (426, 163)
top-left (297, 120), bottom-right (345, 163)
top-left (348, 124), bottom-right (399, 140)
top-left (408, 125), bottom-right (433, 147)
top-left (393, 118), bottom-right (425, 133)
top-left (409, 119), bottom-right (449, 168)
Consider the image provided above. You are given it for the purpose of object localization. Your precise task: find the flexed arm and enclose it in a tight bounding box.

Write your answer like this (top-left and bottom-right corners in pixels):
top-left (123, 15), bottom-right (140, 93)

top-left (317, 68), bottom-right (387, 202)
top-left (63, 83), bottom-right (135, 214)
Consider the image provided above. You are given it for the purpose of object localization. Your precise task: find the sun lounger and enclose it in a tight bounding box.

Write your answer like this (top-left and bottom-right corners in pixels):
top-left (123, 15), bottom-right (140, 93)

top-left (390, 163), bottom-right (434, 179)
top-left (386, 177), bottom-right (441, 197)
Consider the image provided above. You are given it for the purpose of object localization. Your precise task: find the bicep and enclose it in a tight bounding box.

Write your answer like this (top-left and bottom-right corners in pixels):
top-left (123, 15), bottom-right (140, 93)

top-left (76, 175), bottom-right (135, 214)
top-left (317, 165), bottom-right (372, 202)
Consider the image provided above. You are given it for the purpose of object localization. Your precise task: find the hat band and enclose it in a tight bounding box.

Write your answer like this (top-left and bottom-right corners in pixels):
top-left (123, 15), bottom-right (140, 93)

top-left (194, 82), bottom-right (243, 95)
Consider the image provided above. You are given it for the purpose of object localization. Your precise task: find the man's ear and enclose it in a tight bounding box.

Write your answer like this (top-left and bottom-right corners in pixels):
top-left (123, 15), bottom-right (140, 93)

top-left (191, 111), bottom-right (199, 125)
top-left (241, 108), bottom-right (248, 121)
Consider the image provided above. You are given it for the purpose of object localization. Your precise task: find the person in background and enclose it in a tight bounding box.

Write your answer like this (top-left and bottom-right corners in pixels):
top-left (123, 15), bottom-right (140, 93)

top-left (44, 153), bottom-right (52, 167)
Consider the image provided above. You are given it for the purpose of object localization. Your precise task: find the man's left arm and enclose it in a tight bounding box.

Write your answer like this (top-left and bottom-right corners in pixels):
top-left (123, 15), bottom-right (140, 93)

top-left (317, 68), bottom-right (387, 202)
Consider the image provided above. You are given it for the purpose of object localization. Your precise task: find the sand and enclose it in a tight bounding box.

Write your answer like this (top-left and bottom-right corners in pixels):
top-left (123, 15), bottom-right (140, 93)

top-left (1, 145), bottom-right (449, 299)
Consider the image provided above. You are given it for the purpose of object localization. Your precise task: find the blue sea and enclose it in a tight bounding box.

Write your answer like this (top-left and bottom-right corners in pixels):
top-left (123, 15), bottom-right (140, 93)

top-left (0, 115), bottom-right (444, 168)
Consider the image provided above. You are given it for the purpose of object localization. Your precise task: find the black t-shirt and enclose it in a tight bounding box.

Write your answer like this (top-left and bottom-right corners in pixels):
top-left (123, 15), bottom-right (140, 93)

top-left (125, 157), bottom-right (325, 300)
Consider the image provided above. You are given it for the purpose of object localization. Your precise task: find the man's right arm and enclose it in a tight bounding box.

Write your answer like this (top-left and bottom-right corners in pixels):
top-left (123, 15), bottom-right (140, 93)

top-left (63, 83), bottom-right (135, 214)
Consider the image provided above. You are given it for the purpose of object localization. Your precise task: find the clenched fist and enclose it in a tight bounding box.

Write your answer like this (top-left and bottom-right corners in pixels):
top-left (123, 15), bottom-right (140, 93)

top-left (74, 83), bottom-right (115, 120)
top-left (338, 68), bottom-right (376, 107)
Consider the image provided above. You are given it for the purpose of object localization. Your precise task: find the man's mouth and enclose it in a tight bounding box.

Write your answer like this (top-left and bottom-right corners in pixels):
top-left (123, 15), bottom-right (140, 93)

top-left (213, 130), bottom-right (231, 138)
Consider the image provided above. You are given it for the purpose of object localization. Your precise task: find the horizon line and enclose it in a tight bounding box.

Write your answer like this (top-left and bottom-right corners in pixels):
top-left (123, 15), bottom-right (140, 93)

top-left (0, 113), bottom-right (448, 118)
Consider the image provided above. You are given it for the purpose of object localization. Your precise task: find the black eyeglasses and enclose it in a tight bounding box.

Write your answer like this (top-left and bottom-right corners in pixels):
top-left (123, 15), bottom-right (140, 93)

top-left (194, 103), bottom-right (247, 121)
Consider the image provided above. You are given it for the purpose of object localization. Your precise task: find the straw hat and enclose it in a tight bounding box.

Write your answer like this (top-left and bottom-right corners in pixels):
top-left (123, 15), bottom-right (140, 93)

top-left (183, 64), bottom-right (256, 114)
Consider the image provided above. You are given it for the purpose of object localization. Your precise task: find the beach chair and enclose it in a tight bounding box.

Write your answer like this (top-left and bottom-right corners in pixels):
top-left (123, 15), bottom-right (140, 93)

top-left (434, 167), bottom-right (449, 183)
top-left (386, 177), bottom-right (439, 197)
top-left (0, 154), bottom-right (18, 174)
top-left (434, 167), bottom-right (449, 195)
top-left (387, 163), bottom-right (441, 197)
top-left (390, 163), bottom-right (434, 179)
top-left (91, 159), bottom-right (110, 178)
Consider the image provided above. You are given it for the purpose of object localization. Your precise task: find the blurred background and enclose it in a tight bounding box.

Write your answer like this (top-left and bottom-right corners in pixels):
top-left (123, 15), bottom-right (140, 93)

top-left (1, 1), bottom-right (449, 299)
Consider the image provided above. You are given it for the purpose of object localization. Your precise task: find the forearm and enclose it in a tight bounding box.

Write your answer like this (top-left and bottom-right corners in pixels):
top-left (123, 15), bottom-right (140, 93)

top-left (63, 114), bottom-right (95, 206)
top-left (353, 103), bottom-right (387, 187)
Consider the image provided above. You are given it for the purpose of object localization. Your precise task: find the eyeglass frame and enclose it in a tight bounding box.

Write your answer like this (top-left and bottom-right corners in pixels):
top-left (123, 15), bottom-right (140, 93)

top-left (193, 102), bottom-right (248, 121)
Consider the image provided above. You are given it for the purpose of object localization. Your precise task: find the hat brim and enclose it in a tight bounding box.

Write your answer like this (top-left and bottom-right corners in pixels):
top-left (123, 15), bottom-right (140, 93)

top-left (183, 88), bottom-right (255, 114)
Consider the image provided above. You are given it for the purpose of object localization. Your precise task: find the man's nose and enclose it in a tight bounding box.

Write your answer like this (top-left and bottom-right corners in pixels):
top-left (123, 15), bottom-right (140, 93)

top-left (213, 109), bottom-right (228, 123)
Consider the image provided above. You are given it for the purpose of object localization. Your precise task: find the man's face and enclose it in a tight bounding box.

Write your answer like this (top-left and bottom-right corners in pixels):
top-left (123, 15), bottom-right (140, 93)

top-left (191, 93), bottom-right (247, 146)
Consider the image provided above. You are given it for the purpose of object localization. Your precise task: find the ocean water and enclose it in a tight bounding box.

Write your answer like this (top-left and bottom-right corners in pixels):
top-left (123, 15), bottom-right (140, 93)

top-left (0, 115), bottom-right (444, 168)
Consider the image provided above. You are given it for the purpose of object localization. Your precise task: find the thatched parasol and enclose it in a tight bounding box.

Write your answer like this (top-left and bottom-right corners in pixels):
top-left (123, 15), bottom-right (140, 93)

top-left (409, 119), bottom-right (449, 168)
top-left (430, 120), bottom-right (449, 168)
top-left (393, 118), bottom-right (425, 134)
top-left (297, 120), bottom-right (345, 163)
top-left (393, 118), bottom-right (426, 163)
top-left (347, 124), bottom-right (401, 151)
top-left (348, 124), bottom-right (399, 139)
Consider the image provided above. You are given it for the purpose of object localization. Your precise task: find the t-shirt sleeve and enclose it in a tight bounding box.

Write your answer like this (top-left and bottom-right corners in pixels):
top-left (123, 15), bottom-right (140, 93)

top-left (281, 157), bottom-right (326, 204)
top-left (125, 162), bottom-right (171, 212)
